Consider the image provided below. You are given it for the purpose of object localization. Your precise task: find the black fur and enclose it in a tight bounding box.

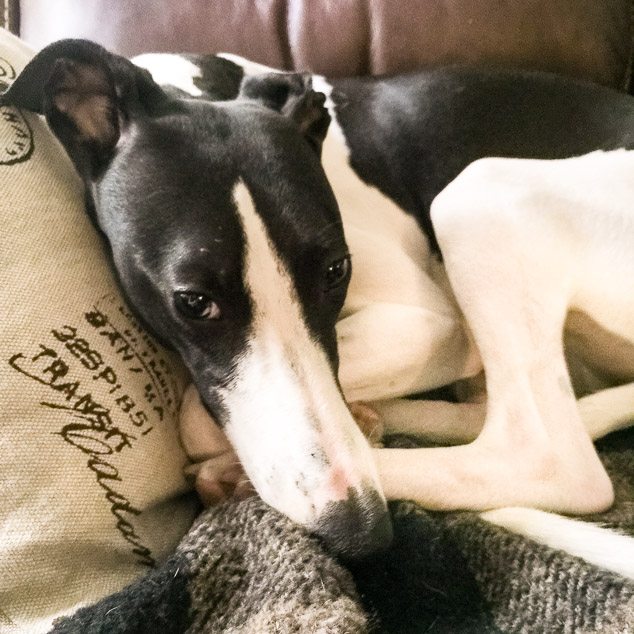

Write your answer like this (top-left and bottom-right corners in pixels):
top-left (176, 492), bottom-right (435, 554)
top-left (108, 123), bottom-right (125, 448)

top-left (329, 68), bottom-right (634, 250)
top-left (2, 40), bottom-right (344, 425)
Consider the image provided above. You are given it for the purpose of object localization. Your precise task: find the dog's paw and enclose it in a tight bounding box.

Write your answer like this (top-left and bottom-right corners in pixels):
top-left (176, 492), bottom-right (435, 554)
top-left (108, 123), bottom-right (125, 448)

top-left (349, 401), bottom-right (384, 446)
top-left (184, 454), bottom-right (254, 507)
top-left (179, 383), bottom-right (254, 506)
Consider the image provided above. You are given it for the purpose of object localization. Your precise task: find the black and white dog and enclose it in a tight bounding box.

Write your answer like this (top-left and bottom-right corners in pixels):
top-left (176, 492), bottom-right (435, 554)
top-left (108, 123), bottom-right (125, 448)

top-left (4, 40), bottom-right (634, 566)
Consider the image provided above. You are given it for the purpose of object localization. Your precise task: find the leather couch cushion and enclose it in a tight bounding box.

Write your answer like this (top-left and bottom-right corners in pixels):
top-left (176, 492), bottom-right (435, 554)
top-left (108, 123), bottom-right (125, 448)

top-left (19, 0), bottom-right (634, 89)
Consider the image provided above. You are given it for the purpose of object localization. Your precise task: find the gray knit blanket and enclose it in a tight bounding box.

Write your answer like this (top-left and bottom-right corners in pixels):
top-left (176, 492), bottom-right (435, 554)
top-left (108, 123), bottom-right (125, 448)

top-left (50, 428), bottom-right (634, 634)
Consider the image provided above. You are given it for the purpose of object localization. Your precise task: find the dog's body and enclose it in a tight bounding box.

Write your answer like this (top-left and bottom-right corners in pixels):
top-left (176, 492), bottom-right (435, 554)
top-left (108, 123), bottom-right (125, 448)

top-left (151, 54), bottom-right (634, 515)
top-left (5, 41), bottom-right (634, 564)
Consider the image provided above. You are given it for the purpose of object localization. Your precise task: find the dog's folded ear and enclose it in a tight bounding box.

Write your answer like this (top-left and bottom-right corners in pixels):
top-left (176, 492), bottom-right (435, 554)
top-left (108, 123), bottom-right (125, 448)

top-left (1, 39), bottom-right (170, 180)
top-left (238, 73), bottom-right (331, 155)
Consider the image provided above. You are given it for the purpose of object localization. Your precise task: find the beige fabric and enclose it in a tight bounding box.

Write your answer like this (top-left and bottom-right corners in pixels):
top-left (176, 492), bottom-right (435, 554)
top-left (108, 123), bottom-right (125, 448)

top-left (0, 29), bottom-right (197, 633)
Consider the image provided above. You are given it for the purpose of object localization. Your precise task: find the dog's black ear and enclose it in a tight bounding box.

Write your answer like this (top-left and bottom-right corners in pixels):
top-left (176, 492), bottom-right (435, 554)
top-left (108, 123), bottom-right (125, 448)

top-left (1, 39), bottom-right (170, 179)
top-left (238, 73), bottom-right (331, 155)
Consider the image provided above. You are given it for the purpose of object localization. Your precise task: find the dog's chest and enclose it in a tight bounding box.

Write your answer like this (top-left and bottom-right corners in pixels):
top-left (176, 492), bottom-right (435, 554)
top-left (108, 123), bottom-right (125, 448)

top-left (320, 128), bottom-right (458, 319)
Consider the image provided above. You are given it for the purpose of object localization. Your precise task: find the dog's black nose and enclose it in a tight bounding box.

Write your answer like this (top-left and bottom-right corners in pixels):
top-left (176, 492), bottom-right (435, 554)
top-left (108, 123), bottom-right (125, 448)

top-left (312, 488), bottom-right (393, 560)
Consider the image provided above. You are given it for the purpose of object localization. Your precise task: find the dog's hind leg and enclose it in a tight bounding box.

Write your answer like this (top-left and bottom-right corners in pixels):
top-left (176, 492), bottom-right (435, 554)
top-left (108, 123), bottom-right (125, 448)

top-left (368, 380), bottom-right (634, 446)
top-left (370, 398), bottom-right (486, 445)
top-left (373, 159), bottom-right (614, 514)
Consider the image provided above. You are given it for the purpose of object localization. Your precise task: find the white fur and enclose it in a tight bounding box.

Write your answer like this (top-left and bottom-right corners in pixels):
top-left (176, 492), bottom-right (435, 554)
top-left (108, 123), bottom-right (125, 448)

top-left (579, 382), bottom-right (634, 439)
top-left (374, 151), bottom-right (634, 574)
top-left (446, 152), bottom-right (634, 344)
top-left (215, 56), bottom-right (482, 401)
top-left (482, 508), bottom-right (634, 579)
top-left (216, 52), bottom-right (278, 76)
top-left (219, 182), bottom-right (382, 524)
top-left (367, 153), bottom-right (630, 515)
top-left (132, 53), bottom-right (203, 97)
top-left (311, 79), bottom-right (482, 401)
top-left (144, 53), bottom-right (634, 575)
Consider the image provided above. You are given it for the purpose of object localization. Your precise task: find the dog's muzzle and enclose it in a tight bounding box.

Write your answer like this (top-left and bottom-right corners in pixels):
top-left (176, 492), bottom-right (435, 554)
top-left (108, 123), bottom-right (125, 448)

top-left (311, 488), bottom-right (393, 559)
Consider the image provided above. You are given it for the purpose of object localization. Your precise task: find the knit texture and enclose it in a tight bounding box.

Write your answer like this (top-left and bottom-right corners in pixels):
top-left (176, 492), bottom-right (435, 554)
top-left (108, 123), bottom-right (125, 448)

top-left (50, 499), bottom-right (368, 634)
top-left (50, 427), bottom-right (634, 634)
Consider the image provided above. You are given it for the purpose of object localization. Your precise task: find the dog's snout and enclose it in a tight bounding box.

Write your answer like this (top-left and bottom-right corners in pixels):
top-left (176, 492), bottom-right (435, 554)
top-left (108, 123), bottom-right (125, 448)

top-left (312, 488), bottom-right (393, 560)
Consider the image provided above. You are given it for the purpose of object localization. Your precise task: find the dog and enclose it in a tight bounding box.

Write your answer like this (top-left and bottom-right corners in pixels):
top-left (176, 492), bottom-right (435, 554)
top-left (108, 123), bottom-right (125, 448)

top-left (4, 40), bottom-right (634, 566)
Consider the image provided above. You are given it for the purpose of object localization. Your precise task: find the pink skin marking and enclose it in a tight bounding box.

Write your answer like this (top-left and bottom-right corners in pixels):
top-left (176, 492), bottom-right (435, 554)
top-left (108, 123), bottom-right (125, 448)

top-left (311, 463), bottom-right (352, 513)
top-left (310, 403), bottom-right (380, 513)
top-left (327, 464), bottom-right (355, 499)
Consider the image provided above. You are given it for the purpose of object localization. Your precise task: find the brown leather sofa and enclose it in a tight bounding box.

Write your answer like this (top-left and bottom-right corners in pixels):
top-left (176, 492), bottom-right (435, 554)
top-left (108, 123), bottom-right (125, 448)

top-left (3, 0), bottom-right (634, 92)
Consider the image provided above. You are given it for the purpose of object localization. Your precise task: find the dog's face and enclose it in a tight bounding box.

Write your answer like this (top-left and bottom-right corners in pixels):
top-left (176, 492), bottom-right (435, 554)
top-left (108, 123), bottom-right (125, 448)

top-left (4, 41), bottom-right (391, 557)
top-left (99, 96), bottom-right (346, 394)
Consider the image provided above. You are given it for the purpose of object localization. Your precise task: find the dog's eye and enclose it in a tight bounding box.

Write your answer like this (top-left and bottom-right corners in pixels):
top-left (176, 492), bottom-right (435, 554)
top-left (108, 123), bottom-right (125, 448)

top-left (324, 256), bottom-right (351, 289)
top-left (174, 292), bottom-right (221, 320)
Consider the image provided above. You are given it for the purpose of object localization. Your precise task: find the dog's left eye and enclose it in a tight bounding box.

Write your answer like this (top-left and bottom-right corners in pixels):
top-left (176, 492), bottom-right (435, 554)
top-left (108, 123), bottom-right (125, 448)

top-left (324, 256), bottom-right (351, 289)
top-left (174, 292), bottom-right (221, 320)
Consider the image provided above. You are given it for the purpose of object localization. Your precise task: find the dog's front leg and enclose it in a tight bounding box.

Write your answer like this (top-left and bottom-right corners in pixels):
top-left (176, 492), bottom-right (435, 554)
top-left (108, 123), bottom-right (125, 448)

top-left (179, 384), bottom-right (253, 506)
top-left (373, 162), bottom-right (614, 513)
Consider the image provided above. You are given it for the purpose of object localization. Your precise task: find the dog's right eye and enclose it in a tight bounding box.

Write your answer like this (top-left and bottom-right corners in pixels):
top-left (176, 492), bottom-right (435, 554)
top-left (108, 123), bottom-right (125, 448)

top-left (324, 255), bottom-right (351, 290)
top-left (174, 292), bottom-right (221, 321)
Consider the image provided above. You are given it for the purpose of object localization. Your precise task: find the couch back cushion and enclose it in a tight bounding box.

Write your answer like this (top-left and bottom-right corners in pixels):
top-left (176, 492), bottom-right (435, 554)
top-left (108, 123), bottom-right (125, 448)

top-left (18, 0), bottom-right (634, 90)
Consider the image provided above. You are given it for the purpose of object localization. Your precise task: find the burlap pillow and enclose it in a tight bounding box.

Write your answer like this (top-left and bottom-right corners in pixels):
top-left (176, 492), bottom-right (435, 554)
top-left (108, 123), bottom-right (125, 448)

top-left (0, 29), bottom-right (197, 633)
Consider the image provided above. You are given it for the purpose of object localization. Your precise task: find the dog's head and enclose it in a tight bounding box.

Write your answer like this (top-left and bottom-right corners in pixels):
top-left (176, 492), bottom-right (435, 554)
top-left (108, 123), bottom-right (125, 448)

top-left (4, 40), bottom-right (391, 557)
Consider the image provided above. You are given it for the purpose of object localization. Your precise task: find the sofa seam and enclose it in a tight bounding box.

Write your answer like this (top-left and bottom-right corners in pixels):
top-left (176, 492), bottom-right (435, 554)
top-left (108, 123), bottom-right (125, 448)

top-left (279, 0), bottom-right (293, 71)
top-left (624, 0), bottom-right (634, 92)
top-left (362, 0), bottom-right (372, 76)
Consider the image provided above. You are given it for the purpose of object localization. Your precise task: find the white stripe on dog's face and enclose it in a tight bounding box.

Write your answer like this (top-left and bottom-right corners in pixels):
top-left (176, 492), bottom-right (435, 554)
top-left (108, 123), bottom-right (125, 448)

top-left (219, 182), bottom-right (383, 524)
